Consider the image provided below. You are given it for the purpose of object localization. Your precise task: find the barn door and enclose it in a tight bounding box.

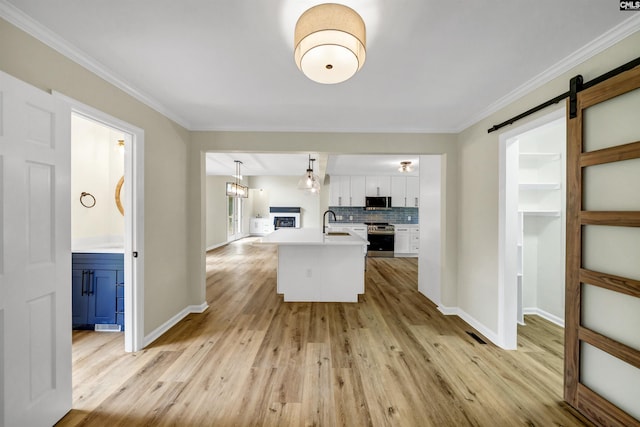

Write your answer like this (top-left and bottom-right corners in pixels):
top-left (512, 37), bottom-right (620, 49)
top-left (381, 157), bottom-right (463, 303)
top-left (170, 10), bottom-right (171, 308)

top-left (0, 71), bottom-right (72, 425)
top-left (565, 65), bottom-right (640, 426)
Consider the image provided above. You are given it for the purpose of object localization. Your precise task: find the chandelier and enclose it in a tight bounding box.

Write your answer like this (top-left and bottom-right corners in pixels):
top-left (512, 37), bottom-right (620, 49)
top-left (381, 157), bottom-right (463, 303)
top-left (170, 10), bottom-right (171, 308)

top-left (226, 160), bottom-right (248, 198)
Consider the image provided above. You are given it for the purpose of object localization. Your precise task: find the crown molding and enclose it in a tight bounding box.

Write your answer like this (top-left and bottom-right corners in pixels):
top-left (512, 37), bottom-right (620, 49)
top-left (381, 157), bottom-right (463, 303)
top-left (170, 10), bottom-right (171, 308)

top-left (457, 14), bottom-right (640, 133)
top-left (0, 0), bottom-right (192, 129)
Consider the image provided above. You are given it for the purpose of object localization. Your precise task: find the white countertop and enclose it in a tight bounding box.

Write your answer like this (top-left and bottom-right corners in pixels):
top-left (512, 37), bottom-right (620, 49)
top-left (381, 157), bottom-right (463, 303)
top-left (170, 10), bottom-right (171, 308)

top-left (72, 245), bottom-right (124, 253)
top-left (260, 228), bottom-right (368, 246)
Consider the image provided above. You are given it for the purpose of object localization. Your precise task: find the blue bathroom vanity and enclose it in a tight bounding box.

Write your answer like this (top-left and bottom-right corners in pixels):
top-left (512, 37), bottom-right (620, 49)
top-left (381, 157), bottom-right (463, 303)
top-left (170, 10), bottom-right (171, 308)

top-left (72, 252), bottom-right (124, 330)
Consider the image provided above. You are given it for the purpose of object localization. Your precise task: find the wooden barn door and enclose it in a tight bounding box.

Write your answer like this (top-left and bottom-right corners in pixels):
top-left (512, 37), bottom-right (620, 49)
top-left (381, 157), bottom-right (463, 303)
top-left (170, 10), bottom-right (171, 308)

top-left (565, 65), bottom-right (640, 426)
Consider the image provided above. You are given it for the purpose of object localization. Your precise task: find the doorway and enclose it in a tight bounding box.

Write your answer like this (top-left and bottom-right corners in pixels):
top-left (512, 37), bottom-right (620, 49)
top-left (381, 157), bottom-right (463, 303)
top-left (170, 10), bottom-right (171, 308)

top-left (499, 107), bottom-right (566, 349)
top-left (62, 94), bottom-right (145, 353)
top-left (227, 196), bottom-right (244, 242)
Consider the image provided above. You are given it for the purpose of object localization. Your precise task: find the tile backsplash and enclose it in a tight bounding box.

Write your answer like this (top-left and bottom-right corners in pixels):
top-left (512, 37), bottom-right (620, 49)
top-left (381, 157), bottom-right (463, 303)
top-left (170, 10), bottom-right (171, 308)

top-left (328, 206), bottom-right (419, 224)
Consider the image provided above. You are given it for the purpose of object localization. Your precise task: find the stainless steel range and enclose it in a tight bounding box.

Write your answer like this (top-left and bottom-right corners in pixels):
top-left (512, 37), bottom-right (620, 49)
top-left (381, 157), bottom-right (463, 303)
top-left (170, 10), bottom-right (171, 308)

top-left (366, 222), bottom-right (395, 257)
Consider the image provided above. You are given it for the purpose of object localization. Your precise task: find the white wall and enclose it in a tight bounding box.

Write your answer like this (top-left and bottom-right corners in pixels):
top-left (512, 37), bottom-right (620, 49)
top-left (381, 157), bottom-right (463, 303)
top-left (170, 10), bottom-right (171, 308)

top-left (71, 114), bottom-right (125, 246)
top-left (249, 176), bottom-right (321, 229)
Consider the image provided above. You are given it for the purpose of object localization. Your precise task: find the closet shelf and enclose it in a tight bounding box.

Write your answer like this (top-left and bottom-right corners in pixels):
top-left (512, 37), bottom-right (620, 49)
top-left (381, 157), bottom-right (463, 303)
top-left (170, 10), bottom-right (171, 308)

top-left (519, 183), bottom-right (560, 190)
top-left (519, 152), bottom-right (560, 161)
top-left (519, 210), bottom-right (561, 217)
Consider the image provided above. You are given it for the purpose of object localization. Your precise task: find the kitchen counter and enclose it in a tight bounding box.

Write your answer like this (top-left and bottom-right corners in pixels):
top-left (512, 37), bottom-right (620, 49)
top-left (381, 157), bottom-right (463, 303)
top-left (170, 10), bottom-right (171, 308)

top-left (260, 228), bottom-right (367, 302)
top-left (261, 227), bottom-right (367, 246)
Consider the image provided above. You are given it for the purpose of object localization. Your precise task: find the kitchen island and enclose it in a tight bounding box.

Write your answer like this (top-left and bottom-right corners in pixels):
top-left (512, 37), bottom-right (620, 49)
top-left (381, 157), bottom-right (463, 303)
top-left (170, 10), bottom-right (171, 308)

top-left (260, 228), bottom-right (368, 302)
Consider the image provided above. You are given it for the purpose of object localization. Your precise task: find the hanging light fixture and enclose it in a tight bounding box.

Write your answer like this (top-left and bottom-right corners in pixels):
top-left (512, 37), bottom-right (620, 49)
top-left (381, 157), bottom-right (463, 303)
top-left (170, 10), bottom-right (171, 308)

top-left (298, 155), bottom-right (321, 194)
top-left (399, 161), bottom-right (413, 173)
top-left (226, 160), bottom-right (248, 198)
top-left (294, 3), bottom-right (366, 84)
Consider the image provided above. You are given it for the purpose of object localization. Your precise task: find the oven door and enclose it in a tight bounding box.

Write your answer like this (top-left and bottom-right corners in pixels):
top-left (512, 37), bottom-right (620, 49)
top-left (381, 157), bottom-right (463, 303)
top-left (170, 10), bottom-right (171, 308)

top-left (367, 233), bottom-right (395, 257)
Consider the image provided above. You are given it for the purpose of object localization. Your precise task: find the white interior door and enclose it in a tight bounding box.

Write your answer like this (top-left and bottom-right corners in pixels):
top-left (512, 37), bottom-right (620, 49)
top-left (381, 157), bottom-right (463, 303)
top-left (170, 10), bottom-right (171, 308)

top-left (0, 71), bottom-right (72, 425)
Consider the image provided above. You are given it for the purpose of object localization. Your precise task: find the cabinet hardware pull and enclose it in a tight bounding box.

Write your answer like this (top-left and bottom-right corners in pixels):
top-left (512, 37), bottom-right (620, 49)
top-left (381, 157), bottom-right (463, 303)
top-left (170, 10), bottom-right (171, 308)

top-left (88, 270), bottom-right (95, 295)
top-left (81, 270), bottom-right (87, 296)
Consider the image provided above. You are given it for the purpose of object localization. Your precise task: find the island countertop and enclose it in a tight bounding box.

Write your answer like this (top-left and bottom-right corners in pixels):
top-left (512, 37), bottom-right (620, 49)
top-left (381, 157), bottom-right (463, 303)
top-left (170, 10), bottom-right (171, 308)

top-left (260, 228), bottom-right (368, 246)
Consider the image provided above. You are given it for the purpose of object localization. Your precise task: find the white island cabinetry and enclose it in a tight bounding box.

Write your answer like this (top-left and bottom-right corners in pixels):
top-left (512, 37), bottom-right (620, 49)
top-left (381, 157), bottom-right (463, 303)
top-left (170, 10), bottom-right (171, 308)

top-left (261, 228), bottom-right (368, 302)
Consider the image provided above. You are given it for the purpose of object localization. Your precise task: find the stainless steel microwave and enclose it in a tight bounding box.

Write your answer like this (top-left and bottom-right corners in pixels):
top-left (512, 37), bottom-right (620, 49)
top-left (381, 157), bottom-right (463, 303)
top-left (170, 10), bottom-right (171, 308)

top-left (365, 196), bottom-right (392, 210)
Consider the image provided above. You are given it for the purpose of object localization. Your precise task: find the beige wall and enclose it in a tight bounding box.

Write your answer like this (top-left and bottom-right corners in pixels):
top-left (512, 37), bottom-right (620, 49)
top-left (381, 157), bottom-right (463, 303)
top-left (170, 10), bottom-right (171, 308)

top-left (205, 176), bottom-right (229, 249)
top-left (456, 30), bottom-right (640, 335)
top-left (1, 17), bottom-right (192, 335)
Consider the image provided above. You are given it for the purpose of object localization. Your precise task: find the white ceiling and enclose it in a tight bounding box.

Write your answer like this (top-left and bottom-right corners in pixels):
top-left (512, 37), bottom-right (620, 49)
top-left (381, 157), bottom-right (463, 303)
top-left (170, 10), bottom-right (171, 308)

top-left (205, 153), bottom-right (420, 177)
top-left (2, 1), bottom-right (637, 134)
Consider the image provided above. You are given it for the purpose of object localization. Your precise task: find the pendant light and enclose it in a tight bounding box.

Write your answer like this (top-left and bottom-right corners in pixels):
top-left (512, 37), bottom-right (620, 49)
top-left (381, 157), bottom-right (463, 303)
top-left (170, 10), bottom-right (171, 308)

top-left (294, 3), bottom-right (366, 84)
top-left (298, 155), bottom-right (321, 194)
top-left (226, 160), bottom-right (248, 198)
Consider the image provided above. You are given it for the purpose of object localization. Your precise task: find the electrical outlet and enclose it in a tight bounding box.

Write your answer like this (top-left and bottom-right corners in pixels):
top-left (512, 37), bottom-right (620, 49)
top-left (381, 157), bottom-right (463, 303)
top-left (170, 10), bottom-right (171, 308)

top-left (408, 215), bottom-right (412, 221)
top-left (306, 268), bottom-right (312, 277)
top-left (349, 215), bottom-right (353, 220)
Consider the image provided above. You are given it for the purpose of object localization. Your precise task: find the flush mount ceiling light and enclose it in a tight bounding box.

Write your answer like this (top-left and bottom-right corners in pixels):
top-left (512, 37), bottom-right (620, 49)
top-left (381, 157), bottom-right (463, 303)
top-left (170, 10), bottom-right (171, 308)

top-left (399, 161), bottom-right (413, 173)
top-left (294, 3), bottom-right (366, 84)
top-left (297, 155), bottom-right (321, 194)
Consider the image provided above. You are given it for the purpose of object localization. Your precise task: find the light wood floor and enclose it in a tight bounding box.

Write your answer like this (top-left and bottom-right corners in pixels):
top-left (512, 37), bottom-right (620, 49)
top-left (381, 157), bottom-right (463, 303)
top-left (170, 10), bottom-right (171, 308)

top-left (57, 237), bottom-right (592, 426)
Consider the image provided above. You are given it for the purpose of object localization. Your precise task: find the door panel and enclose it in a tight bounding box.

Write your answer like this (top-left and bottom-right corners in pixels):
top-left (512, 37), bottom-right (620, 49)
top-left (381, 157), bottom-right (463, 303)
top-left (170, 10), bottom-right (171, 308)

top-left (0, 71), bottom-right (71, 426)
top-left (580, 343), bottom-right (640, 421)
top-left (582, 225), bottom-right (640, 280)
top-left (583, 88), bottom-right (640, 151)
top-left (88, 269), bottom-right (117, 324)
top-left (581, 283), bottom-right (640, 351)
top-left (565, 66), bottom-right (640, 426)
top-left (583, 157), bottom-right (640, 211)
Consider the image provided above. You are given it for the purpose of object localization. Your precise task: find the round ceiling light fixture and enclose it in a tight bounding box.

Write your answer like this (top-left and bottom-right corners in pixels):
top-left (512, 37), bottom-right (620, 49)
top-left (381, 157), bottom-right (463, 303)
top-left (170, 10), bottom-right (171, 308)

top-left (399, 161), bottom-right (413, 173)
top-left (294, 3), bottom-right (366, 84)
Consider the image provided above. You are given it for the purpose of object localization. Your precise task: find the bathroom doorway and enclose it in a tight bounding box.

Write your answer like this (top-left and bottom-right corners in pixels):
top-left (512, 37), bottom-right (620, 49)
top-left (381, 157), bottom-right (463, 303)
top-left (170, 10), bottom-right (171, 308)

top-left (66, 97), bottom-right (144, 353)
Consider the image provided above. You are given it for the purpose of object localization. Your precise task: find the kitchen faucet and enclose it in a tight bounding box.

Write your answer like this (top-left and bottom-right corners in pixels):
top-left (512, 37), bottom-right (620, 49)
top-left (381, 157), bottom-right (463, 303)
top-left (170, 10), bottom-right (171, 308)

top-left (323, 210), bottom-right (336, 234)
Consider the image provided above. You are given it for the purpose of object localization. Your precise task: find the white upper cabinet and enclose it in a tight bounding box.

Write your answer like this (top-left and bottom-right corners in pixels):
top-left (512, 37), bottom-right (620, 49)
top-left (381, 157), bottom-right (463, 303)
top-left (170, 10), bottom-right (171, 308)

top-left (329, 175), bottom-right (348, 206)
top-left (365, 176), bottom-right (391, 197)
top-left (330, 175), bottom-right (366, 206)
top-left (406, 176), bottom-right (419, 207)
top-left (350, 176), bottom-right (366, 206)
top-left (390, 176), bottom-right (419, 207)
top-left (391, 176), bottom-right (407, 207)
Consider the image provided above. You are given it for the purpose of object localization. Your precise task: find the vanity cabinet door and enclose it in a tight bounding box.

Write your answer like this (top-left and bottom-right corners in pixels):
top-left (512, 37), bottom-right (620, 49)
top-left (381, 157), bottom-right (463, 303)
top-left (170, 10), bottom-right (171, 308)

top-left (71, 269), bottom-right (88, 327)
top-left (86, 269), bottom-right (117, 325)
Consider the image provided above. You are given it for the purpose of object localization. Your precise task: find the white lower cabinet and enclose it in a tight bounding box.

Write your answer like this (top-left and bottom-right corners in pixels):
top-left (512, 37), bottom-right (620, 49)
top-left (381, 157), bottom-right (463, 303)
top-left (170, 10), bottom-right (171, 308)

top-left (250, 218), bottom-right (273, 236)
top-left (394, 226), bottom-right (418, 257)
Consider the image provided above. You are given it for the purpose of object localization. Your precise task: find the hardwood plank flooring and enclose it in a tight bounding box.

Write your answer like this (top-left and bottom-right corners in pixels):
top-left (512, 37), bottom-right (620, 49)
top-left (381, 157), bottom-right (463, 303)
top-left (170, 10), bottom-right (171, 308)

top-left (57, 237), bottom-right (592, 426)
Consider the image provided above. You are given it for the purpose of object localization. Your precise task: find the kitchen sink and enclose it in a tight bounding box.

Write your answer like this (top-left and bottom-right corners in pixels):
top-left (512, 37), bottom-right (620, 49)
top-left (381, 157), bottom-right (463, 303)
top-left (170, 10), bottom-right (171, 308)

top-left (326, 232), bottom-right (350, 236)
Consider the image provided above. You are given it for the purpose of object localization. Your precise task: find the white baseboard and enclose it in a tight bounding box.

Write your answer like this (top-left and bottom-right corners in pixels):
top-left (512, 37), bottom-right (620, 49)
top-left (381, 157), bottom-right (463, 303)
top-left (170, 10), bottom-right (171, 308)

top-left (143, 302), bottom-right (209, 347)
top-left (523, 307), bottom-right (564, 328)
top-left (437, 305), bottom-right (458, 316)
top-left (437, 305), bottom-right (505, 349)
top-left (206, 242), bottom-right (227, 252)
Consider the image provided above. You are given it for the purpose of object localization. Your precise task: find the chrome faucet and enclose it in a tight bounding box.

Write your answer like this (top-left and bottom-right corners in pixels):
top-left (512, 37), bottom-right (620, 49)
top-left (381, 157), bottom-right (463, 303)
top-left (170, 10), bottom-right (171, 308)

top-left (323, 210), bottom-right (337, 234)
